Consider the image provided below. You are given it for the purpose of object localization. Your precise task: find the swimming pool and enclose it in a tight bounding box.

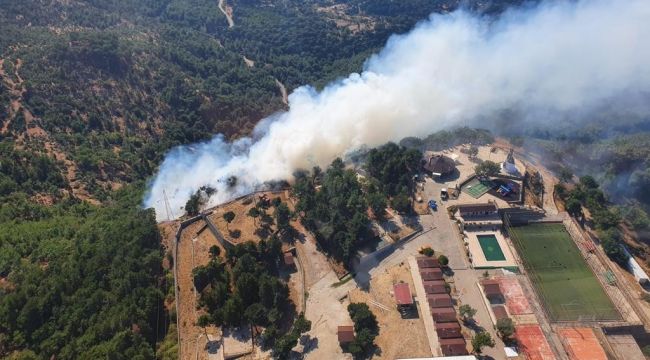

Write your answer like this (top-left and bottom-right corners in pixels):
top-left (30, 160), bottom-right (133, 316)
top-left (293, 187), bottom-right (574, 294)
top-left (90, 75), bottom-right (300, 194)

top-left (477, 234), bottom-right (506, 261)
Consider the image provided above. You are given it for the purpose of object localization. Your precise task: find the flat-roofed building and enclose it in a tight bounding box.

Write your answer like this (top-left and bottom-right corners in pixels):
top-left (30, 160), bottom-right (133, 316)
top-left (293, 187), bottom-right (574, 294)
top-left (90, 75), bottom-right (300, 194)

top-left (492, 305), bottom-right (509, 321)
top-left (393, 282), bottom-right (414, 307)
top-left (423, 280), bottom-right (448, 294)
top-left (431, 307), bottom-right (457, 323)
top-left (417, 256), bottom-right (440, 268)
top-left (428, 293), bottom-right (453, 308)
top-left (420, 268), bottom-right (444, 281)
top-left (337, 325), bottom-right (355, 345)
top-left (440, 338), bottom-right (469, 356)
top-left (435, 322), bottom-right (462, 339)
top-left (481, 279), bottom-right (504, 303)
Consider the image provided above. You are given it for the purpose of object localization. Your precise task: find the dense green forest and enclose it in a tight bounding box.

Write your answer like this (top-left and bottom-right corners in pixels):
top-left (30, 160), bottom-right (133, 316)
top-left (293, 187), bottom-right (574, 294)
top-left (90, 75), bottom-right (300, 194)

top-left (0, 185), bottom-right (171, 359)
top-left (293, 143), bottom-right (423, 264)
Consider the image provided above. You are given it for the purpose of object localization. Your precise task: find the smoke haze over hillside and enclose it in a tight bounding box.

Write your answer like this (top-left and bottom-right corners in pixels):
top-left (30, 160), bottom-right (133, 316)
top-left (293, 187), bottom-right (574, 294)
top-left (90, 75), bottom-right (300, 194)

top-left (145, 0), bottom-right (650, 220)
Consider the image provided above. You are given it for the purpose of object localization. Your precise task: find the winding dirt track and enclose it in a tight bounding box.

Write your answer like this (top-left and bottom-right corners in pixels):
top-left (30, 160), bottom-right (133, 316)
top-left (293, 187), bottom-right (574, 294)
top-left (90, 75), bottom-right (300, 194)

top-left (218, 0), bottom-right (234, 28)
top-left (274, 78), bottom-right (288, 105)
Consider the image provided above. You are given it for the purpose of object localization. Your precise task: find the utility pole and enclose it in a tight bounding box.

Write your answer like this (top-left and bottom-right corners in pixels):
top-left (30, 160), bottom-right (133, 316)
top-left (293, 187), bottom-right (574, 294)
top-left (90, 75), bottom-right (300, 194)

top-left (163, 189), bottom-right (174, 221)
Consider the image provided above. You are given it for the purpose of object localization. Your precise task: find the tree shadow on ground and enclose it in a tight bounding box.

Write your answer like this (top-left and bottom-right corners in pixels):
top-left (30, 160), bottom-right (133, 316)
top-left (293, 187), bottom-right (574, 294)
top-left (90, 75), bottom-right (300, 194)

top-left (300, 334), bottom-right (319, 355)
top-left (463, 318), bottom-right (485, 333)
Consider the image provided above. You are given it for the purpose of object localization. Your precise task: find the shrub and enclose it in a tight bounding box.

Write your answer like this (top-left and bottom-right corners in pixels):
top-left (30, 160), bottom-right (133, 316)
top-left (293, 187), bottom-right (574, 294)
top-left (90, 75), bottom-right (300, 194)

top-left (496, 318), bottom-right (515, 339)
top-left (419, 247), bottom-right (435, 257)
top-left (475, 160), bottom-right (500, 177)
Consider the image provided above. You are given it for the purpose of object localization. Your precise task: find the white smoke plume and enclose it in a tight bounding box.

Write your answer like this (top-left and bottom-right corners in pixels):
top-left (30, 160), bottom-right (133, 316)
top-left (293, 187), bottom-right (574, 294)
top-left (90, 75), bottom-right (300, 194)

top-left (145, 0), bottom-right (650, 220)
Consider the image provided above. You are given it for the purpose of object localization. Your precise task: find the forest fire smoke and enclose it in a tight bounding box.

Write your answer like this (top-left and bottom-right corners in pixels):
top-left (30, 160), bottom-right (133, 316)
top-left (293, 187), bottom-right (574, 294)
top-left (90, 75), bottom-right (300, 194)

top-left (145, 0), bottom-right (650, 220)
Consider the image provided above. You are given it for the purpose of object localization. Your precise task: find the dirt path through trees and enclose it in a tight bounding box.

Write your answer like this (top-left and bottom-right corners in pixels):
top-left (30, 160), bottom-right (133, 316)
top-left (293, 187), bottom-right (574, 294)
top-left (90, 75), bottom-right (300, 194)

top-left (0, 56), bottom-right (98, 203)
top-left (275, 78), bottom-right (288, 105)
top-left (218, 0), bottom-right (234, 28)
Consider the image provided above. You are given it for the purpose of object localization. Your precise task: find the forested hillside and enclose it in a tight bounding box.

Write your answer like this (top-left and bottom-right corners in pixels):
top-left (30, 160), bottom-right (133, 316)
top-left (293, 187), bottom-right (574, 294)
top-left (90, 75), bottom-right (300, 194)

top-left (0, 185), bottom-right (171, 359)
top-left (0, 0), bottom-right (522, 202)
top-left (0, 1), bottom-right (524, 358)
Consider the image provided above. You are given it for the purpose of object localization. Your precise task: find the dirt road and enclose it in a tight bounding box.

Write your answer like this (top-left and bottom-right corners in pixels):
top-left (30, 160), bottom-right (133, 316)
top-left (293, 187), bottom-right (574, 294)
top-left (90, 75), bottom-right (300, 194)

top-left (218, 0), bottom-right (234, 28)
top-left (275, 78), bottom-right (288, 105)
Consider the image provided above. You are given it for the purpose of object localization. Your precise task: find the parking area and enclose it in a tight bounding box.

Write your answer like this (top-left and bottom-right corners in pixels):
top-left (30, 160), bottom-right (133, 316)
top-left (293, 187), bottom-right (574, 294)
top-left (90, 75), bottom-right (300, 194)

top-left (353, 205), bottom-right (468, 287)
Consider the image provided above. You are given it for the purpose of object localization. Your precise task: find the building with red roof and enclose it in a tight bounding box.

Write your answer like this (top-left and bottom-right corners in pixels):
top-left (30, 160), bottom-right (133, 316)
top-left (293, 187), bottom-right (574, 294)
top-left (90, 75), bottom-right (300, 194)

top-left (337, 326), bottom-right (355, 344)
top-left (393, 282), bottom-right (413, 306)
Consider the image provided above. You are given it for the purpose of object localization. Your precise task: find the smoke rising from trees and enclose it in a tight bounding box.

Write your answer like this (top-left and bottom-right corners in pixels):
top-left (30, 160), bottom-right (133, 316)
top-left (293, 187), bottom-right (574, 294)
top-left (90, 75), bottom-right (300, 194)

top-left (145, 0), bottom-right (650, 219)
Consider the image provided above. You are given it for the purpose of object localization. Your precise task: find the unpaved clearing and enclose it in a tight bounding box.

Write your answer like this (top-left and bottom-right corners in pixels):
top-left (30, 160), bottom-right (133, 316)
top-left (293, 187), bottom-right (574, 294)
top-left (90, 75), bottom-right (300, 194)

top-left (303, 270), bottom-right (354, 359)
top-left (349, 262), bottom-right (432, 359)
top-left (242, 55), bottom-right (254, 68)
top-left (176, 219), bottom-right (221, 360)
top-left (206, 191), bottom-right (289, 244)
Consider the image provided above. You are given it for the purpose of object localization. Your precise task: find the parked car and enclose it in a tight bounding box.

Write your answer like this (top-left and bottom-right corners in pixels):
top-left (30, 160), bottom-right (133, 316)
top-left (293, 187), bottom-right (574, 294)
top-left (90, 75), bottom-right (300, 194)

top-left (428, 200), bottom-right (438, 211)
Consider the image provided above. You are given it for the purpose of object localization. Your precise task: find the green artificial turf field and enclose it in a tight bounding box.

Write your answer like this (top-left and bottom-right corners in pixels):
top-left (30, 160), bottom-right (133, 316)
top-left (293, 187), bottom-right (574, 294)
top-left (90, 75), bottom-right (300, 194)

top-left (462, 177), bottom-right (496, 198)
top-left (509, 222), bottom-right (620, 321)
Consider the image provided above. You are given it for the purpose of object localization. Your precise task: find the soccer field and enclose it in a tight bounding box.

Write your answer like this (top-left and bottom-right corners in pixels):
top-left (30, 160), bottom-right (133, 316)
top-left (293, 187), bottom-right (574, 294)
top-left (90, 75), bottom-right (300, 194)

top-left (509, 222), bottom-right (620, 321)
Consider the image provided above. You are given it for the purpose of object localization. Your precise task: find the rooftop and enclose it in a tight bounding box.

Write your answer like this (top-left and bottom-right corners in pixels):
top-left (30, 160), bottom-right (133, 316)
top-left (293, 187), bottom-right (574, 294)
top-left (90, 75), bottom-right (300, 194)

top-left (492, 305), bottom-right (509, 321)
top-left (482, 281), bottom-right (502, 296)
top-left (283, 252), bottom-right (294, 265)
top-left (393, 283), bottom-right (413, 305)
top-left (423, 154), bottom-right (456, 175)
top-left (457, 203), bottom-right (498, 214)
top-left (337, 325), bottom-right (355, 343)
top-left (417, 256), bottom-right (440, 268)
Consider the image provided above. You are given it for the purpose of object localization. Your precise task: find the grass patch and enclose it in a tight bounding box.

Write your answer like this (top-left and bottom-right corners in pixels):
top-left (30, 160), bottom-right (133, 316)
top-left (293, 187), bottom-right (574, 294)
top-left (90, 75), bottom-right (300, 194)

top-left (509, 223), bottom-right (619, 321)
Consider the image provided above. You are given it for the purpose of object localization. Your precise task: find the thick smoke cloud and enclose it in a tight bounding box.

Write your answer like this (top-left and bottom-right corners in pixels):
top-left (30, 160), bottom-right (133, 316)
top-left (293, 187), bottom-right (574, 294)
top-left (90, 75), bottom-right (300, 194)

top-left (145, 0), bottom-right (650, 220)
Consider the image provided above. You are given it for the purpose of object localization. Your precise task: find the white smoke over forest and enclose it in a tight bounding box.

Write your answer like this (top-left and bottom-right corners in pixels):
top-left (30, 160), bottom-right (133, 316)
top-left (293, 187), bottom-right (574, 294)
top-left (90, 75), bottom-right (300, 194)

top-left (145, 0), bottom-right (650, 220)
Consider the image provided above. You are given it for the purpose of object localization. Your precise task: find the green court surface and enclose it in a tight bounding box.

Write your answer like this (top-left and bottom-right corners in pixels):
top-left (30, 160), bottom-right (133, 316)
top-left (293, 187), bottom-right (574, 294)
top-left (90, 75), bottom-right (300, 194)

top-left (462, 177), bottom-right (496, 198)
top-left (509, 222), bottom-right (620, 321)
top-left (478, 234), bottom-right (506, 261)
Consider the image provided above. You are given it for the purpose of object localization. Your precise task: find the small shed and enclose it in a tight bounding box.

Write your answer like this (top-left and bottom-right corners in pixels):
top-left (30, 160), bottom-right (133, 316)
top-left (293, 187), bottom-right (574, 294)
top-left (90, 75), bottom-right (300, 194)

top-left (337, 326), bottom-right (355, 344)
top-left (423, 280), bottom-right (448, 294)
top-left (482, 280), bottom-right (503, 303)
top-left (492, 305), bottom-right (509, 321)
top-left (417, 256), bottom-right (440, 268)
top-left (428, 293), bottom-right (453, 308)
top-left (435, 321), bottom-right (462, 339)
top-left (393, 283), bottom-right (413, 307)
top-left (420, 268), bottom-right (443, 281)
top-left (431, 307), bottom-right (457, 322)
top-left (440, 338), bottom-right (469, 356)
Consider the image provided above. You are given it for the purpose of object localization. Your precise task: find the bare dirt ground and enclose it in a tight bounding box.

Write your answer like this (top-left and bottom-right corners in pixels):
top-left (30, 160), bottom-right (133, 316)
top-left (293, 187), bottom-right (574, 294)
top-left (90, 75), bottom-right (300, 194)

top-left (349, 262), bottom-right (432, 359)
top-left (206, 192), bottom-right (288, 245)
top-left (243, 55), bottom-right (255, 68)
top-left (292, 220), bottom-right (332, 289)
top-left (303, 270), bottom-right (354, 360)
top-left (274, 78), bottom-right (288, 105)
top-left (315, 4), bottom-right (376, 33)
top-left (176, 219), bottom-right (221, 360)
top-left (218, 0), bottom-right (235, 28)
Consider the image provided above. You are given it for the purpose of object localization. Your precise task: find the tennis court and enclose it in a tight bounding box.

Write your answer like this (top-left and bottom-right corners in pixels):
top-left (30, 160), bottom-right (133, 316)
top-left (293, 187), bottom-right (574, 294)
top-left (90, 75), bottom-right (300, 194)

top-left (478, 234), bottom-right (506, 261)
top-left (462, 177), bottom-right (496, 198)
top-left (508, 222), bottom-right (620, 321)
